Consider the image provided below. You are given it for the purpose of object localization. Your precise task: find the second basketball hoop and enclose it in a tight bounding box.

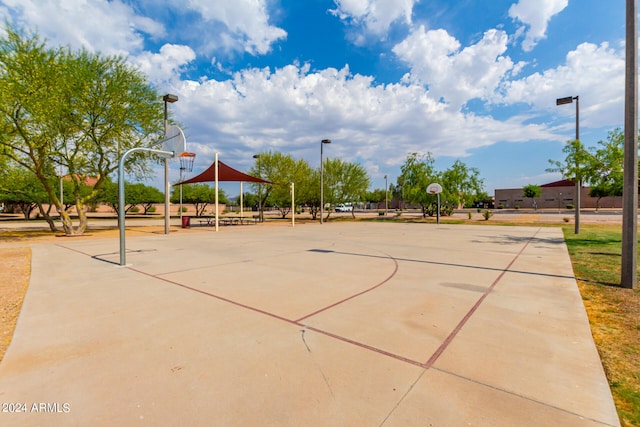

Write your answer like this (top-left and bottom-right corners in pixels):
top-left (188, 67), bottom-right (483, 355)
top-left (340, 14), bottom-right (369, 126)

top-left (179, 152), bottom-right (196, 172)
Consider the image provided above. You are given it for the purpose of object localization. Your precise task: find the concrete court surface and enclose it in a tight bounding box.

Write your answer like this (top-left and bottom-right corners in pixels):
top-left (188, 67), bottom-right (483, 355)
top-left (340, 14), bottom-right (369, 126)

top-left (0, 222), bottom-right (619, 426)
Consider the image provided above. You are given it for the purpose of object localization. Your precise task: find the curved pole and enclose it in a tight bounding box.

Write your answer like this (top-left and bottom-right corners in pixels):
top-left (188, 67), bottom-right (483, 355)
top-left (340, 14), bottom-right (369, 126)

top-left (119, 147), bottom-right (174, 266)
top-left (291, 182), bottom-right (295, 227)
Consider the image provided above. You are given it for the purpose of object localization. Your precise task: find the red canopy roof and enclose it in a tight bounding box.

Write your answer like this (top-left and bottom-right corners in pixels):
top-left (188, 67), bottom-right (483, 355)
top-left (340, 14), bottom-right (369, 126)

top-left (176, 160), bottom-right (271, 185)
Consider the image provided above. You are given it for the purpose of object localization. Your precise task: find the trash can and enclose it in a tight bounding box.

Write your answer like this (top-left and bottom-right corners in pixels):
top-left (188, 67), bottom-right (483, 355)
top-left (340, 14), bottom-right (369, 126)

top-left (181, 215), bottom-right (191, 228)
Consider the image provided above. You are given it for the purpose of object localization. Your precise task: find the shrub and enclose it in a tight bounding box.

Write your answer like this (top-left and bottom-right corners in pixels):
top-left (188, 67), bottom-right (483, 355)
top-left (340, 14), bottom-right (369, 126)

top-left (130, 206), bottom-right (140, 213)
top-left (467, 211), bottom-right (472, 220)
top-left (378, 211), bottom-right (385, 216)
top-left (514, 205), bottom-right (520, 210)
top-left (563, 217), bottom-right (570, 223)
top-left (483, 210), bottom-right (492, 220)
top-left (566, 204), bottom-right (574, 210)
top-left (498, 204), bottom-right (504, 209)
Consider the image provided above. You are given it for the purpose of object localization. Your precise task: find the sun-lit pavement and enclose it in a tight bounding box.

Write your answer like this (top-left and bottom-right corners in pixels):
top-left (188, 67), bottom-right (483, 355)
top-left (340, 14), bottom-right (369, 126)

top-left (0, 221), bottom-right (619, 426)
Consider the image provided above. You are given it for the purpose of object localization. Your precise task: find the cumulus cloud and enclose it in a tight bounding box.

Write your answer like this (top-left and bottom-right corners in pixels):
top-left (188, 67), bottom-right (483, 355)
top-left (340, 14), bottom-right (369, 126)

top-left (184, 0), bottom-right (286, 55)
top-left (134, 44), bottom-right (197, 84)
top-left (172, 64), bottom-right (556, 174)
top-left (509, 0), bottom-right (568, 51)
top-left (501, 42), bottom-right (625, 128)
top-left (0, 0), bottom-right (164, 55)
top-left (393, 26), bottom-right (515, 109)
top-left (330, 0), bottom-right (416, 40)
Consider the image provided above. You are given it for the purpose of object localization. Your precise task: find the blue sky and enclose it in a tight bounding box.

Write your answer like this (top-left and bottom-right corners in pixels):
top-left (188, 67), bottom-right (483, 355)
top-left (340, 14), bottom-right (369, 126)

top-left (0, 0), bottom-right (629, 197)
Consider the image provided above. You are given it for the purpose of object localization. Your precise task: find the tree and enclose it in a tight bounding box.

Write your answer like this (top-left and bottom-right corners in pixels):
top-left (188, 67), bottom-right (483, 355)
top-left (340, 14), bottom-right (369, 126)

top-left (522, 184), bottom-right (541, 210)
top-left (441, 160), bottom-right (485, 209)
top-left (547, 139), bottom-right (591, 186)
top-left (297, 168), bottom-right (321, 220)
top-left (0, 163), bottom-right (51, 219)
top-left (548, 129), bottom-right (637, 208)
top-left (249, 152), bottom-right (312, 219)
top-left (96, 179), bottom-right (162, 215)
top-left (0, 25), bottom-right (165, 235)
top-left (365, 188), bottom-right (386, 206)
top-left (174, 184), bottom-right (228, 217)
top-left (397, 152), bottom-right (436, 217)
top-left (322, 158), bottom-right (370, 219)
top-left (128, 183), bottom-right (164, 214)
top-left (585, 129), bottom-right (624, 197)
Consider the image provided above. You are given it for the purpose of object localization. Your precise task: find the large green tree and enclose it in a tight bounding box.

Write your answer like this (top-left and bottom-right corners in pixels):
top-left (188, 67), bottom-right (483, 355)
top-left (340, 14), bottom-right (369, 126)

top-left (0, 25), bottom-right (165, 235)
top-left (548, 129), bottom-right (637, 206)
top-left (322, 158), bottom-right (370, 219)
top-left (546, 139), bottom-right (591, 187)
top-left (249, 152), bottom-right (312, 219)
top-left (172, 184), bottom-right (228, 217)
top-left (397, 152), bottom-right (437, 217)
top-left (441, 160), bottom-right (485, 209)
top-left (585, 129), bottom-right (624, 198)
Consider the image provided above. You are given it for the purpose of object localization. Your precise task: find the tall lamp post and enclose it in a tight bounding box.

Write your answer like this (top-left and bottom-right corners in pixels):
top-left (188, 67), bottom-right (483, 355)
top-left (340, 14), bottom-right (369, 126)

top-left (163, 93), bottom-right (178, 234)
top-left (621, 0), bottom-right (637, 289)
top-left (556, 95), bottom-right (580, 234)
top-left (253, 154), bottom-right (262, 222)
top-left (384, 174), bottom-right (388, 215)
top-left (320, 139), bottom-right (331, 224)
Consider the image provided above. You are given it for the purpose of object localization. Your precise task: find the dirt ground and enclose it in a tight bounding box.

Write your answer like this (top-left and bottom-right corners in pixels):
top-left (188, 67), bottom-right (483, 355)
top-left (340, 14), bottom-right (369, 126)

top-left (0, 246), bottom-right (30, 362)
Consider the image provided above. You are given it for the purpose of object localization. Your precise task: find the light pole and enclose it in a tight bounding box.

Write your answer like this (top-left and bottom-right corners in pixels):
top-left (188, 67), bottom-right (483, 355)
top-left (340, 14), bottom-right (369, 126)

top-left (384, 174), bottom-right (388, 215)
top-left (622, 0), bottom-right (637, 289)
top-left (556, 95), bottom-right (580, 234)
top-left (163, 93), bottom-right (178, 234)
top-left (320, 139), bottom-right (331, 224)
top-left (253, 154), bottom-right (262, 222)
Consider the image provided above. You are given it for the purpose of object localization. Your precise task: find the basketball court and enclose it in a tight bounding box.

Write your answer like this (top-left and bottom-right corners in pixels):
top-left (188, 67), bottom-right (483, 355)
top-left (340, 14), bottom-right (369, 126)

top-left (0, 222), bottom-right (619, 426)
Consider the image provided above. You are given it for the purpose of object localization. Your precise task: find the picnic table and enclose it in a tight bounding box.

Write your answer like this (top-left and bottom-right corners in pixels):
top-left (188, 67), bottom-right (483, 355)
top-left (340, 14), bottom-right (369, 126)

top-left (195, 215), bottom-right (259, 227)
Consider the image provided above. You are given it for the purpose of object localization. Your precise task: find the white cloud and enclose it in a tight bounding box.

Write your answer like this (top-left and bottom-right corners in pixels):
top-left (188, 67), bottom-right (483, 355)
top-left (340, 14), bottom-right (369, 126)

top-left (185, 0), bottom-right (286, 55)
top-left (1, 0), bottom-right (286, 59)
top-left (509, 0), bottom-right (568, 51)
top-left (331, 0), bottom-right (416, 40)
top-left (171, 64), bottom-right (556, 175)
top-left (501, 42), bottom-right (625, 128)
top-left (0, 0), bottom-right (164, 55)
top-left (134, 44), bottom-right (197, 84)
top-left (393, 26), bottom-right (515, 109)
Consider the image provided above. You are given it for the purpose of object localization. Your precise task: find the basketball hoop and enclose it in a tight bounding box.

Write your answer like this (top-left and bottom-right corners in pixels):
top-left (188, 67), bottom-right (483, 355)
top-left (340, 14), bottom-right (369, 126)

top-left (179, 152), bottom-right (196, 172)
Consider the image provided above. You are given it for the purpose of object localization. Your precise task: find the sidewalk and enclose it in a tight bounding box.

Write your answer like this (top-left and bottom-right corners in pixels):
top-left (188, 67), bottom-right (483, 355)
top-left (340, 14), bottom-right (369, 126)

top-left (0, 222), bottom-right (619, 426)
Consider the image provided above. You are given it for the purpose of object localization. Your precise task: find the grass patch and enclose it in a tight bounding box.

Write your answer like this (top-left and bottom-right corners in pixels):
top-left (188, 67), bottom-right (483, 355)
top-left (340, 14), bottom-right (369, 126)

top-left (563, 224), bottom-right (640, 426)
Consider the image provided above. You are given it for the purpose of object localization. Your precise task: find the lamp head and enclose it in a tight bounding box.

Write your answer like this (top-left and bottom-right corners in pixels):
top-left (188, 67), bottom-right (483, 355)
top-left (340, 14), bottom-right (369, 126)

top-left (556, 96), bottom-right (574, 106)
top-left (163, 94), bottom-right (179, 103)
top-left (321, 139), bottom-right (331, 144)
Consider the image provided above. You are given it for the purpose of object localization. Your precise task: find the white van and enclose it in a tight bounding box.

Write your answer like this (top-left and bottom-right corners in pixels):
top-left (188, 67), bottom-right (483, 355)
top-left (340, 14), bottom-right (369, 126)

top-left (335, 203), bottom-right (353, 212)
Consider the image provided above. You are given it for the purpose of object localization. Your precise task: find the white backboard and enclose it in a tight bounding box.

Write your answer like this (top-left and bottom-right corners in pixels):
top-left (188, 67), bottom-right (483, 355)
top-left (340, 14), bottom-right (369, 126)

top-left (161, 125), bottom-right (186, 157)
top-left (427, 183), bottom-right (443, 194)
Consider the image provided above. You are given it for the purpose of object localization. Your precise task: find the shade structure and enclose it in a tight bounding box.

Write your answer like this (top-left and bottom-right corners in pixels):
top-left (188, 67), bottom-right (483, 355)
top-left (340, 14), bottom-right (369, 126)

top-left (176, 160), bottom-right (271, 185)
top-left (174, 156), bottom-right (274, 232)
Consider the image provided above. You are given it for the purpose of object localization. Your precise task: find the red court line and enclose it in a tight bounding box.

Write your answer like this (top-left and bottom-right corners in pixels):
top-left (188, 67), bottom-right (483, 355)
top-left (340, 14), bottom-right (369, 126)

top-left (422, 228), bottom-right (541, 369)
top-left (54, 230), bottom-right (540, 372)
top-left (295, 254), bottom-right (399, 322)
top-left (303, 325), bottom-right (426, 368)
top-left (128, 265), bottom-right (430, 368)
top-left (127, 266), bottom-right (297, 325)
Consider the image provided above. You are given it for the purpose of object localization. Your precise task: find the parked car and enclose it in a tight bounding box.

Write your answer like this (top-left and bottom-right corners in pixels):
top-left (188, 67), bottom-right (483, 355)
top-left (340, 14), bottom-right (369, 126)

top-left (335, 203), bottom-right (353, 212)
